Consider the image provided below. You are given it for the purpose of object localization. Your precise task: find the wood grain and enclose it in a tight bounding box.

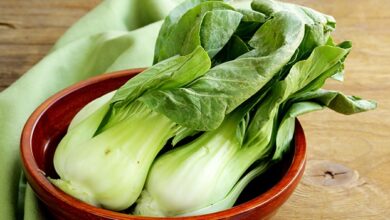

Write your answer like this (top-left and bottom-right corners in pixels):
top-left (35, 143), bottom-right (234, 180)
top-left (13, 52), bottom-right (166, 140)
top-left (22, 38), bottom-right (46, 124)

top-left (1, 0), bottom-right (389, 219)
top-left (0, 0), bottom-right (100, 91)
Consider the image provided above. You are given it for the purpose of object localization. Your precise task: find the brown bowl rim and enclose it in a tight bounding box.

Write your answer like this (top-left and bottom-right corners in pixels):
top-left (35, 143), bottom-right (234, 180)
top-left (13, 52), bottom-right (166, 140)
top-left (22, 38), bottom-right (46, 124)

top-left (20, 68), bottom-right (306, 220)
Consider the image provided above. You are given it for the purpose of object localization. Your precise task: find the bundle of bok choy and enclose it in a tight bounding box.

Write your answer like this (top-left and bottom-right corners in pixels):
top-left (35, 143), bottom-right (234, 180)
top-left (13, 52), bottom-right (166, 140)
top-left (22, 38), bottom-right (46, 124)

top-left (49, 0), bottom-right (376, 217)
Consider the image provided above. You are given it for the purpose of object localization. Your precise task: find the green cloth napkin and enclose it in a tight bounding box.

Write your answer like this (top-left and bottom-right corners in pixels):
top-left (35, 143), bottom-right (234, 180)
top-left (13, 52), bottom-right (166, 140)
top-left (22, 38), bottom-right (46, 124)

top-left (0, 1), bottom-right (184, 219)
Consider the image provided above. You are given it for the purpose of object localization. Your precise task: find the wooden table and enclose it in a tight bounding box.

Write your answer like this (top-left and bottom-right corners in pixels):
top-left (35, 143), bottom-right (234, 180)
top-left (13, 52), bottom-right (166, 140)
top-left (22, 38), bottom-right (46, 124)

top-left (1, 0), bottom-right (389, 219)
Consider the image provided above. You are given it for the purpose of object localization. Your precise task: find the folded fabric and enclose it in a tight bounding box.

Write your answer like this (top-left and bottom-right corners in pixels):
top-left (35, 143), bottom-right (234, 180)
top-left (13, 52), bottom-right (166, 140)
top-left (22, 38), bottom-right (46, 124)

top-left (0, 0), bottom-right (185, 219)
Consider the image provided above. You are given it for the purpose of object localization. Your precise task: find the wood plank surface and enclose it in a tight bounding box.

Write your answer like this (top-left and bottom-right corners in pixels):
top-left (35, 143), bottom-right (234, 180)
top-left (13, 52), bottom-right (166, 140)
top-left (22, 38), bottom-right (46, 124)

top-left (1, 0), bottom-right (389, 219)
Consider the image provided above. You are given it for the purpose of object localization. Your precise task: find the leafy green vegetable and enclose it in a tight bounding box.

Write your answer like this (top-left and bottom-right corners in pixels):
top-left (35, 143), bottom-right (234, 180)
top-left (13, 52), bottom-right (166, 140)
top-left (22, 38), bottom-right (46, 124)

top-left (50, 47), bottom-right (212, 210)
top-left (133, 41), bottom-right (367, 216)
top-left (51, 0), bottom-right (377, 217)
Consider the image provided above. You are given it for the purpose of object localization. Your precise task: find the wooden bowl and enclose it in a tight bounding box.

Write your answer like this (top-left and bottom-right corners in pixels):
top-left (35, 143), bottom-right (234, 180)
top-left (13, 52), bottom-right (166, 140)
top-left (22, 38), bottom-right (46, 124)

top-left (20, 69), bottom-right (306, 220)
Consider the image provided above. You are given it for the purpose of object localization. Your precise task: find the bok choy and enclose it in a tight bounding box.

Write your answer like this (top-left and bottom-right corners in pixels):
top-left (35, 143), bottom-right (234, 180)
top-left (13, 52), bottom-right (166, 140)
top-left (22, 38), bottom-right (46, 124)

top-left (49, 0), bottom-right (376, 216)
top-left (134, 43), bottom-right (375, 217)
top-left (50, 47), bottom-right (211, 210)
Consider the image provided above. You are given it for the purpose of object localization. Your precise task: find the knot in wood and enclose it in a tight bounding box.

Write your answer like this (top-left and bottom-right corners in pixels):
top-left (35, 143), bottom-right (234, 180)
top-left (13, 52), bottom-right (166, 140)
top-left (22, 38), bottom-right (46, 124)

top-left (303, 160), bottom-right (359, 187)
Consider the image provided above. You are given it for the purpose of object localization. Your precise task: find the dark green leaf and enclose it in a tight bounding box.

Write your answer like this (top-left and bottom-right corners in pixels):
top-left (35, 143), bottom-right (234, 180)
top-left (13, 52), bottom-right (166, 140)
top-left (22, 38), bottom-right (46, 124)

top-left (200, 10), bottom-right (243, 58)
top-left (155, 1), bottom-right (235, 62)
top-left (282, 45), bottom-right (351, 98)
top-left (274, 89), bottom-right (377, 160)
top-left (241, 11), bottom-right (304, 58)
top-left (111, 46), bottom-right (211, 106)
top-left (292, 89), bottom-right (377, 115)
top-left (251, 0), bottom-right (336, 59)
top-left (154, 0), bottom-right (224, 63)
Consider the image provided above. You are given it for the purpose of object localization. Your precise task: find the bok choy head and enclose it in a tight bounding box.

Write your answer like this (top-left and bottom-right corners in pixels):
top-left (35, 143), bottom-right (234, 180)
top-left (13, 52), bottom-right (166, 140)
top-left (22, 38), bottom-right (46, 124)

top-left (134, 42), bottom-right (376, 217)
top-left (50, 47), bottom-right (212, 210)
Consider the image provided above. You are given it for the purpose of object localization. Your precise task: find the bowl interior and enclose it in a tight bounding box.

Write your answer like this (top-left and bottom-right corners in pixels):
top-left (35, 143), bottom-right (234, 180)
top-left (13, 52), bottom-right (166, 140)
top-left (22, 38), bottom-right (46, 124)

top-left (21, 69), bottom-right (305, 219)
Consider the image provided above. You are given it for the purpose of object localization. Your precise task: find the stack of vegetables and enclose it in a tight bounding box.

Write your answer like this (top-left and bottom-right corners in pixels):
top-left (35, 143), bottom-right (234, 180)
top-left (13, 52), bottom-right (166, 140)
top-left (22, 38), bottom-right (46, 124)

top-left (49, 0), bottom-right (376, 217)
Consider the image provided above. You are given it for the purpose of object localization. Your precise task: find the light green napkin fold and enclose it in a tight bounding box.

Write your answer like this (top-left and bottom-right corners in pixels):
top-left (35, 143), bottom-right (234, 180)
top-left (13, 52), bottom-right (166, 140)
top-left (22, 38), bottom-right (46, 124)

top-left (0, 0), bottom-right (184, 219)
